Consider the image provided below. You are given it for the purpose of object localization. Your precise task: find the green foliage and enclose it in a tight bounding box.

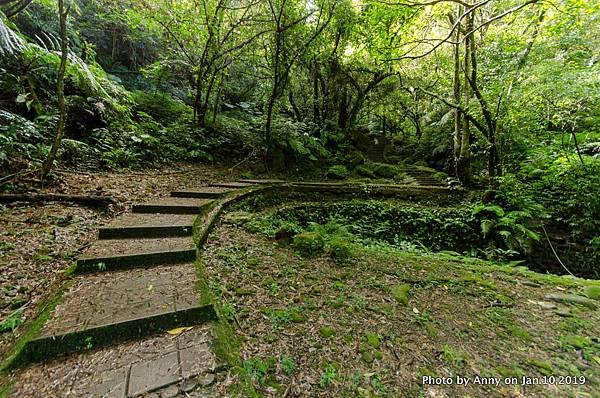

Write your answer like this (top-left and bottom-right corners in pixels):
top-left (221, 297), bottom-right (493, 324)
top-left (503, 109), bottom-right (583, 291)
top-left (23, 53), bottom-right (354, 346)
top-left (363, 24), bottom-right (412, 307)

top-left (391, 284), bottom-right (411, 306)
top-left (280, 355), bottom-right (297, 375)
top-left (292, 232), bottom-right (325, 257)
top-left (319, 363), bottom-right (337, 388)
top-left (372, 163), bottom-right (400, 178)
top-left (0, 308), bottom-right (23, 333)
top-left (472, 203), bottom-right (540, 254)
top-left (244, 357), bottom-right (275, 385)
top-left (326, 165), bottom-right (348, 179)
top-left (328, 237), bottom-right (353, 263)
top-left (583, 286), bottom-right (600, 301)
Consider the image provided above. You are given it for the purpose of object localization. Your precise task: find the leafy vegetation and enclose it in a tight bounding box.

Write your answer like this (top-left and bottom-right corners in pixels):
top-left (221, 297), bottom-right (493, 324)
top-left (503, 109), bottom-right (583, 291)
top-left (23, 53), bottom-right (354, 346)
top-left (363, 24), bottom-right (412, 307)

top-left (0, 0), bottom-right (599, 393)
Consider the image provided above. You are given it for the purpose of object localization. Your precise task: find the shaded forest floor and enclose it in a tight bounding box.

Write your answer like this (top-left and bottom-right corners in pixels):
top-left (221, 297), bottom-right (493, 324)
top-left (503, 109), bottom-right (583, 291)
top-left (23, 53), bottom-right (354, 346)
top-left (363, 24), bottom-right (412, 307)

top-left (200, 214), bottom-right (600, 397)
top-left (0, 164), bottom-right (241, 356)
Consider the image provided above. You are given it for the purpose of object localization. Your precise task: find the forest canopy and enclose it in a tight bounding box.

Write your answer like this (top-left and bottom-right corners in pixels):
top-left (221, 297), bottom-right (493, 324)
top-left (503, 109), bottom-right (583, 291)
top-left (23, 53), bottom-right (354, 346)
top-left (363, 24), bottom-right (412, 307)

top-left (0, 0), bottom-right (599, 276)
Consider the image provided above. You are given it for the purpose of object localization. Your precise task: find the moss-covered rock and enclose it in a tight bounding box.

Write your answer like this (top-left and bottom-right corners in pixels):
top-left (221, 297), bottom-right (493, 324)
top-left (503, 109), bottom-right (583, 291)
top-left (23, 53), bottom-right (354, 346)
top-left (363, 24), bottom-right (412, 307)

top-left (292, 232), bottom-right (325, 256)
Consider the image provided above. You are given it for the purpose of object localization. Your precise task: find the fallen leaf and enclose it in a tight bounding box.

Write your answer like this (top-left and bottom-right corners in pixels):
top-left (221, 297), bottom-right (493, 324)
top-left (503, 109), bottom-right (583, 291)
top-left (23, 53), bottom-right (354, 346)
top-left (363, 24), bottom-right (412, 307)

top-left (167, 326), bottom-right (193, 335)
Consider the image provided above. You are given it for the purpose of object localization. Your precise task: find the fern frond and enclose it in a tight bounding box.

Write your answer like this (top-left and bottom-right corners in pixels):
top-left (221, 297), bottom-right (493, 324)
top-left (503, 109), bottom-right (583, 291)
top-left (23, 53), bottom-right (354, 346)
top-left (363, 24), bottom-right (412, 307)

top-left (0, 14), bottom-right (25, 55)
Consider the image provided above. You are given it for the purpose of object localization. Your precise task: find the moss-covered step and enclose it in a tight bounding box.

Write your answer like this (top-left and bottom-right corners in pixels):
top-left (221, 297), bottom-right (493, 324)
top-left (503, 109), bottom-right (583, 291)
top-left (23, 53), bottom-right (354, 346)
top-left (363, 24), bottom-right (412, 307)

top-left (75, 236), bottom-right (196, 273)
top-left (210, 181), bottom-right (256, 188)
top-left (290, 182), bottom-right (451, 196)
top-left (132, 197), bottom-right (213, 214)
top-left (292, 181), bottom-right (349, 187)
top-left (16, 264), bottom-right (216, 364)
top-left (98, 213), bottom-right (196, 239)
top-left (237, 179), bottom-right (285, 184)
top-left (171, 186), bottom-right (236, 199)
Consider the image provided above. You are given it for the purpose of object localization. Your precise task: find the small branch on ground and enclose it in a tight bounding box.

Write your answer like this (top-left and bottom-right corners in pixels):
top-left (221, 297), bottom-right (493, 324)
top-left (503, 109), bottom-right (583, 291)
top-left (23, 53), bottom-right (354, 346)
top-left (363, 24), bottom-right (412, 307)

top-left (0, 193), bottom-right (118, 207)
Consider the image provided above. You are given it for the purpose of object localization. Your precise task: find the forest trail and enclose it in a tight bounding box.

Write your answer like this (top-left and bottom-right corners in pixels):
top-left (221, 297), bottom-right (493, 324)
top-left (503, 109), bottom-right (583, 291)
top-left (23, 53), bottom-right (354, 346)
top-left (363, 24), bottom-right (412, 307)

top-left (4, 177), bottom-right (452, 397)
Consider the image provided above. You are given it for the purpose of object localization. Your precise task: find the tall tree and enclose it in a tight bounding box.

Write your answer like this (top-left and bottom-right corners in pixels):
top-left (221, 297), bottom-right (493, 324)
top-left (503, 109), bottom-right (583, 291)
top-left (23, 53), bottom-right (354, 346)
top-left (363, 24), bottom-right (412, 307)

top-left (263, 0), bottom-right (336, 168)
top-left (41, 0), bottom-right (69, 178)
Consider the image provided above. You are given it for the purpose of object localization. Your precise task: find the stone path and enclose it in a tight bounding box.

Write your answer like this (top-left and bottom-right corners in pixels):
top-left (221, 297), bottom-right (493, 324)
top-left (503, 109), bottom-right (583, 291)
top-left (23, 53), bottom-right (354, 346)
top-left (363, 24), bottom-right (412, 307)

top-left (7, 175), bottom-right (452, 397)
top-left (8, 182), bottom-right (256, 397)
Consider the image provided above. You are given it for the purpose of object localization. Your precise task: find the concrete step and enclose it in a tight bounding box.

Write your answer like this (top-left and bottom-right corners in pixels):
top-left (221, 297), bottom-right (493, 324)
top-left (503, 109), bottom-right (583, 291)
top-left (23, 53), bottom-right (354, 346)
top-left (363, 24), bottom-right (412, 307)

top-left (19, 264), bottom-right (215, 364)
top-left (75, 236), bottom-right (196, 273)
top-left (132, 197), bottom-right (213, 214)
top-left (292, 181), bottom-right (348, 187)
top-left (13, 324), bottom-right (217, 397)
top-left (237, 179), bottom-right (285, 185)
top-left (98, 213), bottom-right (196, 239)
top-left (171, 186), bottom-right (235, 199)
top-left (210, 181), bottom-right (256, 188)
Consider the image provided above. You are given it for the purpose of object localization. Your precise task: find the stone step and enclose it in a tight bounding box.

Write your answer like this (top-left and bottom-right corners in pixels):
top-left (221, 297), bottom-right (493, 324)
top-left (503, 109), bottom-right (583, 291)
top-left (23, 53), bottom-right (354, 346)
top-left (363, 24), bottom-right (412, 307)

top-left (171, 186), bottom-right (235, 199)
top-left (292, 181), bottom-right (349, 187)
top-left (237, 179), bottom-right (285, 185)
top-left (132, 197), bottom-right (213, 214)
top-left (210, 181), bottom-right (256, 188)
top-left (75, 237), bottom-right (196, 273)
top-left (13, 324), bottom-right (218, 397)
top-left (98, 213), bottom-right (196, 239)
top-left (17, 264), bottom-right (215, 365)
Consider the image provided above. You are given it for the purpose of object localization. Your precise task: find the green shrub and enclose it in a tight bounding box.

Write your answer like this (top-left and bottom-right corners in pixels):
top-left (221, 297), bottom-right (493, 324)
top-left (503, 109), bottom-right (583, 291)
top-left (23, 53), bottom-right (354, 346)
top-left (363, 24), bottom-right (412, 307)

top-left (327, 165), bottom-right (348, 179)
top-left (354, 165), bottom-right (376, 178)
top-left (328, 238), bottom-right (353, 263)
top-left (131, 90), bottom-right (191, 124)
top-left (292, 232), bottom-right (325, 256)
top-left (372, 163), bottom-right (400, 178)
top-left (433, 171), bottom-right (448, 182)
top-left (344, 151), bottom-right (366, 167)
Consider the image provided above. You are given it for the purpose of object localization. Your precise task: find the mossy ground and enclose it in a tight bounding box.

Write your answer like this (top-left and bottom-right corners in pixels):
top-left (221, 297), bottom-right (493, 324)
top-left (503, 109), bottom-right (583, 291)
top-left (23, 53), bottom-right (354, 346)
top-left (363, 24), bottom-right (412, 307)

top-left (202, 213), bottom-right (600, 397)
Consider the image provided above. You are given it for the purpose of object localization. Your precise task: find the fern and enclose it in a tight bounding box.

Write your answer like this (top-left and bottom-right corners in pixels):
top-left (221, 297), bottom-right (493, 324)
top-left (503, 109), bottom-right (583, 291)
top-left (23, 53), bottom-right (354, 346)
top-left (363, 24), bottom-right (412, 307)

top-left (0, 13), bottom-right (25, 55)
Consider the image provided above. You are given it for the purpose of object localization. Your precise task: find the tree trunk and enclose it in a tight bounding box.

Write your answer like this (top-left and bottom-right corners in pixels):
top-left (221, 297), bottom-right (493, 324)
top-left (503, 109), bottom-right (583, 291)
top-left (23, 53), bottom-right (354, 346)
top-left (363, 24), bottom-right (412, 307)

top-left (265, 91), bottom-right (277, 170)
top-left (312, 62), bottom-right (321, 124)
top-left (456, 8), bottom-right (471, 185)
top-left (41, 0), bottom-right (68, 179)
top-left (288, 90), bottom-right (302, 121)
top-left (451, 8), bottom-right (466, 183)
top-left (193, 72), bottom-right (205, 127)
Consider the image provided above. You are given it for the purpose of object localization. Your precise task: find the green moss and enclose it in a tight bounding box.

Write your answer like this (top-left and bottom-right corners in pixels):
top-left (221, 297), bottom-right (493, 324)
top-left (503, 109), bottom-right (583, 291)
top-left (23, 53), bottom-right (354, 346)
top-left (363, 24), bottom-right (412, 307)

top-left (390, 284), bottom-right (411, 306)
top-left (507, 325), bottom-right (531, 342)
top-left (319, 326), bottom-right (337, 338)
top-left (329, 238), bottom-right (353, 263)
top-left (292, 232), bottom-right (325, 256)
top-left (1, 273), bottom-right (74, 372)
top-left (365, 332), bottom-right (381, 349)
top-left (583, 285), bottom-right (600, 300)
top-left (560, 335), bottom-right (590, 349)
top-left (525, 358), bottom-right (554, 376)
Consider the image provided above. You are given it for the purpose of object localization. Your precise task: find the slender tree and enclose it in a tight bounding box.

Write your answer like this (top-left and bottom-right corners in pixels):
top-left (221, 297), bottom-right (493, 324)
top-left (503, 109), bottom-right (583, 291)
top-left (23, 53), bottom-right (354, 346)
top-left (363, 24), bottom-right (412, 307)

top-left (41, 0), bottom-right (69, 178)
